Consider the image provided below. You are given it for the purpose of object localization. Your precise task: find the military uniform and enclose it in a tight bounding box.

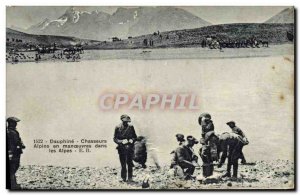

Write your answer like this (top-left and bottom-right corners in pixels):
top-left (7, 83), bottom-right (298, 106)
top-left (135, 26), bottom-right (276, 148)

top-left (232, 126), bottom-right (245, 137)
top-left (201, 121), bottom-right (214, 138)
top-left (198, 113), bottom-right (216, 177)
top-left (227, 121), bottom-right (248, 164)
top-left (6, 117), bottom-right (25, 189)
top-left (199, 131), bottom-right (219, 162)
top-left (170, 134), bottom-right (185, 168)
top-left (218, 132), bottom-right (244, 178)
top-left (174, 136), bottom-right (199, 179)
top-left (113, 115), bottom-right (137, 182)
top-left (199, 113), bottom-right (215, 145)
top-left (133, 136), bottom-right (147, 168)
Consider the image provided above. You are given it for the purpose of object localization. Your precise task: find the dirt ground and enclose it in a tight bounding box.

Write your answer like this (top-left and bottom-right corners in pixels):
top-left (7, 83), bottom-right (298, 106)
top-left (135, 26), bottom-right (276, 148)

top-left (16, 159), bottom-right (294, 190)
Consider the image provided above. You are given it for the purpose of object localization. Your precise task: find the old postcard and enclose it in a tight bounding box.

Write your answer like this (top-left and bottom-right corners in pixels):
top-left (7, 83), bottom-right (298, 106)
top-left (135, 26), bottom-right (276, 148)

top-left (6, 6), bottom-right (294, 190)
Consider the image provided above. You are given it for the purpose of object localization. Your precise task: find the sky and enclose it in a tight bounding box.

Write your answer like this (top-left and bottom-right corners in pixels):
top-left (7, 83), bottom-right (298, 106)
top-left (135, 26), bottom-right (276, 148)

top-left (6, 6), bottom-right (289, 29)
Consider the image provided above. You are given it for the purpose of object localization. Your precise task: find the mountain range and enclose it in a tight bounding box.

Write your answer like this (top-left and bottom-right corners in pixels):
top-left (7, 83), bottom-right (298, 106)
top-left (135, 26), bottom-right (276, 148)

top-left (26, 7), bottom-right (211, 41)
top-left (12, 7), bottom-right (294, 42)
top-left (265, 7), bottom-right (294, 23)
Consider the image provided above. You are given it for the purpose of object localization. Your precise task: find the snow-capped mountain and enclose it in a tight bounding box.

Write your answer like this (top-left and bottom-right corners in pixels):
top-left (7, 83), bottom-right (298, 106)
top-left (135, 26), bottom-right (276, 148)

top-left (26, 7), bottom-right (211, 41)
top-left (265, 7), bottom-right (294, 23)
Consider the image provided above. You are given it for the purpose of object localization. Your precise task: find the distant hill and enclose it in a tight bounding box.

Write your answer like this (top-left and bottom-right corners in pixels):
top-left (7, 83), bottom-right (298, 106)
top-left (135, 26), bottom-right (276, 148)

top-left (6, 23), bottom-right (293, 51)
top-left (6, 28), bottom-right (100, 50)
top-left (265, 8), bottom-right (294, 23)
top-left (26, 7), bottom-right (211, 41)
top-left (8, 25), bottom-right (27, 32)
top-left (88, 23), bottom-right (294, 50)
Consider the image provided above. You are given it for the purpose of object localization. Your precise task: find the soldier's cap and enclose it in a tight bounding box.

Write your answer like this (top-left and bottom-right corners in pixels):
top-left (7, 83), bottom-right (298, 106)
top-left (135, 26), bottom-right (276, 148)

top-left (120, 114), bottom-right (131, 122)
top-left (176, 133), bottom-right (185, 142)
top-left (204, 131), bottom-right (217, 142)
top-left (199, 113), bottom-right (211, 119)
top-left (6, 117), bottom-right (20, 123)
top-left (186, 136), bottom-right (199, 144)
top-left (226, 121), bottom-right (235, 126)
top-left (198, 113), bottom-right (211, 125)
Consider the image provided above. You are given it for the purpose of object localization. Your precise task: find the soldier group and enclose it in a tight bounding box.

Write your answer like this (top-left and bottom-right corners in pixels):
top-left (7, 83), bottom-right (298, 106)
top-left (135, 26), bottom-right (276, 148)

top-left (113, 113), bottom-right (249, 183)
top-left (201, 36), bottom-right (269, 50)
top-left (171, 113), bottom-right (249, 180)
top-left (6, 113), bottom-right (249, 189)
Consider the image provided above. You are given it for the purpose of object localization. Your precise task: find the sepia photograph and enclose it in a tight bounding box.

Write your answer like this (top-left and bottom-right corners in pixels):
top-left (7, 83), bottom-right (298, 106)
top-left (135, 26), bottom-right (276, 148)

top-left (6, 5), bottom-right (295, 190)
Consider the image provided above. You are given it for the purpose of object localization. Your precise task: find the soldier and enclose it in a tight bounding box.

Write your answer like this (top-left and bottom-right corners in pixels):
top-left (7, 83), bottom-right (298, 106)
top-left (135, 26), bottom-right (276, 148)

top-left (217, 132), bottom-right (247, 178)
top-left (199, 130), bottom-right (219, 177)
top-left (6, 117), bottom-right (25, 189)
top-left (198, 113), bottom-right (215, 171)
top-left (176, 133), bottom-right (185, 146)
top-left (226, 121), bottom-right (248, 164)
top-left (133, 136), bottom-right (147, 168)
top-left (198, 113), bottom-right (215, 142)
top-left (113, 114), bottom-right (137, 182)
top-left (170, 133), bottom-right (186, 168)
top-left (175, 136), bottom-right (200, 180)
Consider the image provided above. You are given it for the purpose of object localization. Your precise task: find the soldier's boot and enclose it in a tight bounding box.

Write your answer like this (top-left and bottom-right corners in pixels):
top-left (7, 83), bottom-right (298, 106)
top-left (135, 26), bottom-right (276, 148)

top-left (223, 160), bottom-right (232, 178)
top-left (142, 164), bottom-right (147, 169)
top-left (14, 184), bottom-right (21, 190)
top-left (10, 174), bottom-right (20, 189)
top-left (232, 161), bottom-right (238, 178)
top-left (127, 178), bottom-right (134, 183)
top-left (184, 166), bottom-right (196, 180)
top-left (119, 178), bottom-right (126, 182)
top-left (120, 166), bottom-right (127, 182)
top-left (222, 172), bottom-right (231, 178)
top-left (241, 159), bottom-right (247, 164)
top-left (127, 165), bottom-right (133, 182)
top-left (241, 155), bottom-right (246, 164)
top-left (232, 174), bottom-right (238, 179)
top-left (184, 174), bottom-right (194, 180)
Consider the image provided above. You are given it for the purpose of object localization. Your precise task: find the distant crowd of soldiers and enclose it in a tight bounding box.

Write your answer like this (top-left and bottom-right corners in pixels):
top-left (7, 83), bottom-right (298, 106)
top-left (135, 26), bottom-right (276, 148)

top-left (6, 45), bottom-right (84, 63)
top-left (201, 36), bottom-right (269, 49)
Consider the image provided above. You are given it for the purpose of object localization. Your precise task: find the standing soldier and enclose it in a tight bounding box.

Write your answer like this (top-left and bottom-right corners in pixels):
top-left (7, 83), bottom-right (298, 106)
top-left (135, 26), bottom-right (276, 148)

top-left (198, 113), bottom-right (217, 177)
top-left (198, 113), bottom-right (215, 159)
top-left (198, 113), bottom-right (215, 143)
top-left (226, 121), bottom-right (248, 164)
top-left (6, 117), bottom-right (25, 189)
top-left (113, 114), bottom-right (137, 182)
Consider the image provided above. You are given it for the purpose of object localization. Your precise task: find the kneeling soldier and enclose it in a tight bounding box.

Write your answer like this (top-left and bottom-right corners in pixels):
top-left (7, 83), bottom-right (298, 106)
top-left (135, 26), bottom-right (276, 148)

top-left (175, 136), bottom-right (200, 180)
top-left (133, 136), bottom-right (147, 168)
